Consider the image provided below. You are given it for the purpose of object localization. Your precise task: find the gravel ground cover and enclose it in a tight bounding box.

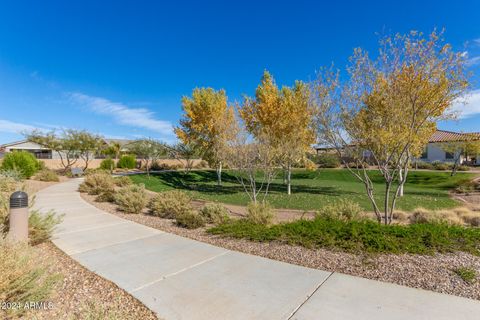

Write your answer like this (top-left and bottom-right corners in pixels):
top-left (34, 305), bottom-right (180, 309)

top-left (81, 192), bottom-right (480, 300)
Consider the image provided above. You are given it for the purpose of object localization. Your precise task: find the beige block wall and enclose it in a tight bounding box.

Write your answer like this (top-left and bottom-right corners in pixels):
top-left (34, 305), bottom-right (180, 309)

top-left (39, 158), bottom-right (206, 170)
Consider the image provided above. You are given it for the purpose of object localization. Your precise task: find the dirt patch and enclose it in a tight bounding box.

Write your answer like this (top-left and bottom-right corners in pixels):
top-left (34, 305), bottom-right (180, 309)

top-left (81, 192), bottom-right (480, 300)
top-left (23, 176), bottom-right (69, 194)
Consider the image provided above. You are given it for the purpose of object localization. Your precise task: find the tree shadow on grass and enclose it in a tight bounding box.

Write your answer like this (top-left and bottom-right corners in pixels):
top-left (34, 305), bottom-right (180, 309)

top-left (148, 171), bottom-right (354, 197)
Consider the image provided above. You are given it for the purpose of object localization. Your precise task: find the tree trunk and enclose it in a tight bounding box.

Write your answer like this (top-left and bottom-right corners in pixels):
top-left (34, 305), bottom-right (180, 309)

top-left (216, 162), bottom-right (222, 186)
top-left (384, 181), bottom-right (391, 225)
top-left (286, 165), bottom-right (292, 195)
top-left (451, 156), bottom-right (461, 176)
top-left (398, 169), bottom-right (404, 197)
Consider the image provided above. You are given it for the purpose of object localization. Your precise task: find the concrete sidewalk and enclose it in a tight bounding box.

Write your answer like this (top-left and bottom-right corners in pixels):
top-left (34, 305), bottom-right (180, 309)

top-left (34, 179), bottom-right (480, 320)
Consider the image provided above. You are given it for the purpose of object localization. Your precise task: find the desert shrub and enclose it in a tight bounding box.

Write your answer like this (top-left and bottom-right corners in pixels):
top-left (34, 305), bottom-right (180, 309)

top-left (409, 208), bottom-right (436, 224)
top-left (457, 210), bottom-right (480, 227)
top-left (457, 165), bottom-right (470, 171)
top-left (409, 208), bottom-right (464, 226)
top-left (0, 171), bottom-right (21, 230)
top-left (117, 155), bottom-right (136, 169)
top-left (1, 151), bottom-right (39, 178)
top-left (176, 210), bottom-right (205, 229)
top-left (0, 170), bottom-right (20, 194)
top-left (200, 203), bottom-right (230, 224)
top-left (316, 199), bottom-right (364, 221)
top-left (415, 161), bottom-right (434, 170)
top-left (0, 168), bottom-right (24, 182)
top-left (36, 160), bottom-right (46, 170)
top-left (114, 184), bottom-right (147, 214)
top-left (79, 172), bottom-right (115, 195)
top-left (246, 202), bottom-right (274, 225)
top-left (95, 189), bottom-right (116, 202)
top-left (455, 179), bottom-right (480, 194)
top-left (99, 158), bottom-right (115, 171)
top-left (432, 161), bottom-right (451, 171)
top-left (114, 176), bottom-right (132, 187)
top-left (28, 210), bottom-right (63, 245)
top-left (194, 160), bottom-right (209, 169)
top-left (0, 239), bottom-right (61, 318)
top-left (392, 210), bottom-right (409, 223)
top-left (148, 190), bottom-right (192, 219)
top-left (435, 210), bottom-right (464, 226)
top-left (311, 153), bottom-right (340, 168)
top-left (34, 169), bottom-right (60, 182)
top-left (152, 162), bottom-right (184, 170)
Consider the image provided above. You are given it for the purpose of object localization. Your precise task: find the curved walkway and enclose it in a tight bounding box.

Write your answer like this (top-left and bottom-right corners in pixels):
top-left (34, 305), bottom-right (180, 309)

top-left (34, 179), bottom-right (480, 320)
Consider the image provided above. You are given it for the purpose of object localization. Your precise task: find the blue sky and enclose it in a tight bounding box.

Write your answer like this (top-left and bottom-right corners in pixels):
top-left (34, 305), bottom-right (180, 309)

top-left (1, 0), bottom-right (480, 144)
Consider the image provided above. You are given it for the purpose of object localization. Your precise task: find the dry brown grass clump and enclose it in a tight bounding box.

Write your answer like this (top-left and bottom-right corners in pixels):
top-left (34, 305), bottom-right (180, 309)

top-left (0, 239), bottom-right (61, 318)
top-left (407, 207), bottom-right (480, 227)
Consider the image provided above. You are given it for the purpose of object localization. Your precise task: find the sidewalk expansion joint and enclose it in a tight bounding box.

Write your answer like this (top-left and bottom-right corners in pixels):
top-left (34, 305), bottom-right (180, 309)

top-left (131, 251), bottom-right (230, 293)
top-left (286, 272), bottom-right (334, 320)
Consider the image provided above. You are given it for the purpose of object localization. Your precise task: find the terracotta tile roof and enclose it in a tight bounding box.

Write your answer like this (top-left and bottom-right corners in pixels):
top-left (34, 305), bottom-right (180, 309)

top-left (429, 130), bottom-right (480, 143)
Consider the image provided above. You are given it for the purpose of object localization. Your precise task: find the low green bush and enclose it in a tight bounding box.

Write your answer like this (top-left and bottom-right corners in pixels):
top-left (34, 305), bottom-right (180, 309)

top-left (0, 239), bottom-right (61, 318)
top-left (99, 158), bottom-right (115, 171)
top-left (200, 203), bottom-right (230, 225)
top-left (316, 199), bottom-right (364, 221)
top-left (28, 210), bottom-right (63, 245)
top-left (208, 216), bottom-right (480, 255)
top-left (36, 160), bottom-right (46, 170)
top-left (246, 202), bottom-right (274, 225)
top-left (432, 161), bottom-right (452, 171)
top-left (148, 190), bottom-right (192, 219)
top-left (176, 210), bottom-right (205, 229)
top-left (310, 153), bottom-right (341, 168)
top-left (114, 184), bottom-right (148, 214)
top-left (457, 165), bottom-right (470, 171)
top-left (117, 155), bottom-right (136, 169)
top-left (34, 169), bottom-right (60, 182)
top-left (114, 176), bottom-right (132, 187)
top-left (1, 151), bottom-right (39, 178)
top-left (79, 172), bottom-right (115, 196)
top-left (415, 161), bottom-right (434, 170)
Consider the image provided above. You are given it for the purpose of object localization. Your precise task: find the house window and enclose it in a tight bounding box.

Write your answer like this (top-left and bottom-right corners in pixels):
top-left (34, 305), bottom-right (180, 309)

top-left (421, 147), bottom-right (428, 159)
top-left (445, 151), bottom-right (454, 160)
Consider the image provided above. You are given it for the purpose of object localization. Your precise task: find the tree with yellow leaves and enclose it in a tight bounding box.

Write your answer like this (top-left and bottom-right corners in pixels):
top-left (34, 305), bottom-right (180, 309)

top-left (239, 71), bottom-right (316, 195)
top-left (175, 88), bottom-right (235, 186)
top-left (314, 30), bottom-right (468, 224)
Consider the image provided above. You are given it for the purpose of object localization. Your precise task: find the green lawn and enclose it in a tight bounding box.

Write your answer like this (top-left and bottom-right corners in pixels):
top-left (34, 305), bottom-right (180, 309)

top-left (129, 169), bottom-right (477, 212)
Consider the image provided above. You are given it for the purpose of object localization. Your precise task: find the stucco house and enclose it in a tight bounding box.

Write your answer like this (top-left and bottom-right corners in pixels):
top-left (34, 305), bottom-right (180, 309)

top-left (0, 139), bottom-right (132, 160)
top-left (0, 138), bottom-right (134, 170)
top-left (314, 129), bottom-right (480, 165)
top-left (418, 130), bottom-right (480, 164)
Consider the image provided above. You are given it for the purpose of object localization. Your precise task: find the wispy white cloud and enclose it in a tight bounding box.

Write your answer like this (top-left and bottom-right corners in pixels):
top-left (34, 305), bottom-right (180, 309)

top-left (0, 119), bottom-right (48, 135)
top-left (451, 89), bottom-right (480, 119)
top-left (467, 56), bottom-right (480, 66)
top-left (474, 38), bottom-right (480, 46)
top-left (68, 92), bottom-right (174, 137)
